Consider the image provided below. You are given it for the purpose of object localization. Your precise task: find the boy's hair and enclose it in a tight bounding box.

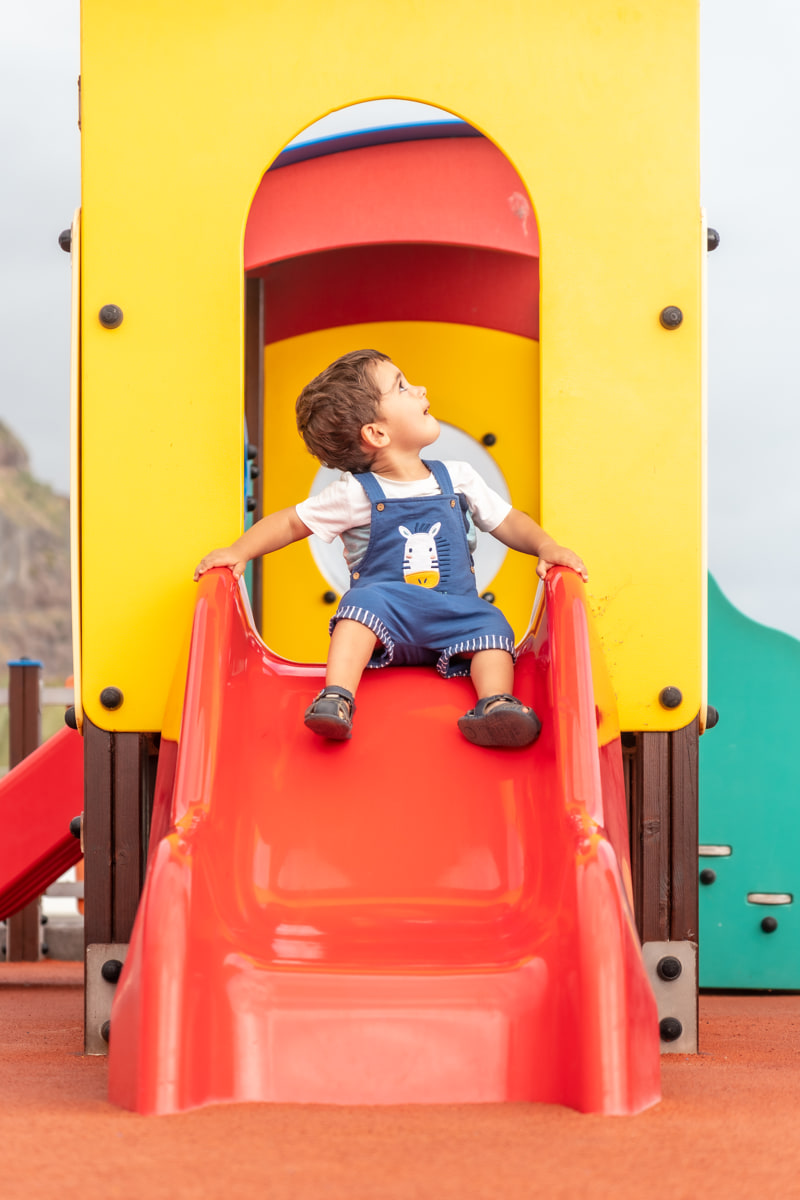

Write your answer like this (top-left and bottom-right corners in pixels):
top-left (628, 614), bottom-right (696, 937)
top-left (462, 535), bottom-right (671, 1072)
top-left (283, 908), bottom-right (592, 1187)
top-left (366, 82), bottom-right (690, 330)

top-left (296, 348), bottom-right (390, 473)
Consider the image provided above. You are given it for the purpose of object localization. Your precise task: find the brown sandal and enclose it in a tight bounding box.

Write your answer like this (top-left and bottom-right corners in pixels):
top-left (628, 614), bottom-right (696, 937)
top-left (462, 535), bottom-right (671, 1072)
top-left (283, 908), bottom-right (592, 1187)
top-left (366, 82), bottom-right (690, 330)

top-left (304, 686), bottom-right (356, 740)
top-left (457, 693), bottom-right (541, 748)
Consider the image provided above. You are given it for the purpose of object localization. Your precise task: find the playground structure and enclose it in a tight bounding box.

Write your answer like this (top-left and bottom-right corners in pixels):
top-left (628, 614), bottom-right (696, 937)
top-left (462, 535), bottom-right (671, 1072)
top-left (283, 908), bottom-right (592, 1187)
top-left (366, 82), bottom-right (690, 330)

top-left (699, 577), bottom-right (800, 987)
top-left (0, 0), bottom-right (712, 1113)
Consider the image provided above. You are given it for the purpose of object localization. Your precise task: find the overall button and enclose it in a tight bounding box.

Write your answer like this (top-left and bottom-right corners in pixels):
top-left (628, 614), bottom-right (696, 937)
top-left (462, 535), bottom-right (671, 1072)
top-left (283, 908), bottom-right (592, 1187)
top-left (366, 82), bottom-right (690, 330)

top-left (353, 571), bottom-right (360, 580)
top-left (450, 499), bottom-right (456, 507)
top-left (376, 503), bottom-right (384, 511)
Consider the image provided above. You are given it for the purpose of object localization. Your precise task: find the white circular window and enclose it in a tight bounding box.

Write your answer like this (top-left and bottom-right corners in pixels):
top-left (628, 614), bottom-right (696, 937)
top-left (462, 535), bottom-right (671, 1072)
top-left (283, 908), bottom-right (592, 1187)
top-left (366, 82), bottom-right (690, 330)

top-left (307, 422), bottom-right (510, 596)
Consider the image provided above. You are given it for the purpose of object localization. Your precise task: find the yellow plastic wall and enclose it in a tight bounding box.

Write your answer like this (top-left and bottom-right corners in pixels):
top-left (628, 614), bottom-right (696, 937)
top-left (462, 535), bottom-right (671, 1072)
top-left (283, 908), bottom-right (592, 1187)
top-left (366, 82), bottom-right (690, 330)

top-left (78, 0), bottom-right (702, 733)
top-left (261, 323), bottom-right (540, 663)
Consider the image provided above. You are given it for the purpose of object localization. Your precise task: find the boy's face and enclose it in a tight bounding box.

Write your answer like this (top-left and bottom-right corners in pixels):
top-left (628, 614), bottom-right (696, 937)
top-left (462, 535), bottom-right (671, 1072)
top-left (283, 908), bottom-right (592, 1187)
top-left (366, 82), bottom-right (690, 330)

top-left (369, 359), bottom-right (440, 452)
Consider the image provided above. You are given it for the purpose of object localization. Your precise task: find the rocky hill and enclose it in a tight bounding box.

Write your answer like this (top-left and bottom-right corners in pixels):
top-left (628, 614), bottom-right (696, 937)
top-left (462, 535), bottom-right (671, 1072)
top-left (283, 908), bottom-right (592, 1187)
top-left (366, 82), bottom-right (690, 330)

top-left (0, 422), bottom-right (72, 683)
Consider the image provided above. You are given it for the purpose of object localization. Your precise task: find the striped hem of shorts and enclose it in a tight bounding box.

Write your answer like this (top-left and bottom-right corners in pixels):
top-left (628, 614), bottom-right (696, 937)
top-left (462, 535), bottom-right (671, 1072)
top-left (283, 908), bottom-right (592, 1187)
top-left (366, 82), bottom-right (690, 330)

top-left (331, 605), bottom-right (395, 666)
top-left (437, 635), bottom-right (517, 678)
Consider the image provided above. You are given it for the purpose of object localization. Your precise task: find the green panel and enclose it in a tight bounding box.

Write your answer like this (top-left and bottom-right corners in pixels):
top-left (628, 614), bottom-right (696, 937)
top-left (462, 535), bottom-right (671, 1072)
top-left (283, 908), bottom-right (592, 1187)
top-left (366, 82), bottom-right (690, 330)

top-left (699, 575), bottom-right (800, 987)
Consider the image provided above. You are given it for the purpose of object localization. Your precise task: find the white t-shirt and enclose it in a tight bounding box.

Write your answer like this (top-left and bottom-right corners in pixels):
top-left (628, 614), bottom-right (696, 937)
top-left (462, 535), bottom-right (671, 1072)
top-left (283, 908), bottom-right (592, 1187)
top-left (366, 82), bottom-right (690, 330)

top-left (296, 461), bottom-right (512, 571)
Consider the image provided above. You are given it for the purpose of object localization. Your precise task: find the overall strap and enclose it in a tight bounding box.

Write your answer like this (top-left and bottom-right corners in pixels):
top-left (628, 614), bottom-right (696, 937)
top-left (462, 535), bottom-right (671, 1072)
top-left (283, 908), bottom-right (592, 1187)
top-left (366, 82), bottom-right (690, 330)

top-left (352, 471), bottom-right (387, 503)
top-left (423, 460), bottom-right (455, 494)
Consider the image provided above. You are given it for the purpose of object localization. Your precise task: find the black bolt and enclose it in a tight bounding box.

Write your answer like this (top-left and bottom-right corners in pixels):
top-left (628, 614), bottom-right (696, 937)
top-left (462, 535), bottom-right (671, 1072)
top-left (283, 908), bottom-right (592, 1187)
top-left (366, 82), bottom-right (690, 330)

top-left (65, 705), bottom-right (78, 730)
top-left (99, 305), bottom-right (124, 329)
top-left (58, 228), bottom-right (72, 253)
top-left (69, 815), bottom-right (83, 839)
top-left (659, 1017), bottom-right (683, 1042)
top-left (246, 496), bottom-right (257, 513)
top-left (659, 686), bottom-right (683, 709)
top-left (481, 592), bottom-right (496, 604)
top-left (656, 955), bottom-right (683, 982)
top-left (706, 705), bottom-right (719, 729)
top-left (40, 914), bottom-right (49, 926)
top-left (481, 433), bottom-right (497, 447)
top-left (101, 958), bottom-right (124, 984)
top-left (250, 463), bottom-right (261, 479)
top-left (41, 943), bottom-right (49, 956)
top-left (100, 1020), bottom-right (111, 1043)
top-left (707, 228), bottom-right (720, 252)
top-left (620, 732), bottom-right (637, 749)
top-left (322, 590), bottom-right (337, 605)
top-left (761, 916), bottom-right (778, 934)
top-left (659, 306), bottom-right (684, 329)
top-left (100, 686), bottom-right (124, 710)
top-left (246, 443), bottom-right (258, 461)
top-left (699, 868), bottom-right (717, 886)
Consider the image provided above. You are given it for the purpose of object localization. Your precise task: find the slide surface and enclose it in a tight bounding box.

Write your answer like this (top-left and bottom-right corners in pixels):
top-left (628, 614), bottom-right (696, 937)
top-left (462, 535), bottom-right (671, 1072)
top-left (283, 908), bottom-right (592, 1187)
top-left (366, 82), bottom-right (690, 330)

top-left (109, 567), bottom-right (660, 1115)
top-left (0, 727), bottom-right (84, 919)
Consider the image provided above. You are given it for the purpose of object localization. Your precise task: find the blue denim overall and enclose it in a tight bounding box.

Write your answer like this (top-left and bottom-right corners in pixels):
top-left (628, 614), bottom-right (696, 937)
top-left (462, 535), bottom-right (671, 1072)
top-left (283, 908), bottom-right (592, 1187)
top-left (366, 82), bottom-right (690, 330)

top-left (330, 460), bottom-right (516, 678)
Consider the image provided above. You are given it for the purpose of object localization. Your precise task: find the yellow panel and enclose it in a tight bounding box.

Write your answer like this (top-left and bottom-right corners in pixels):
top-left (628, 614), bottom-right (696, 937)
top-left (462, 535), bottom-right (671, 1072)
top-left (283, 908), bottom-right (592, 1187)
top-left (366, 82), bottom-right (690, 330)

top-left (261, 324), bottom-right (539, 663)
top-left (79, 0), bottom-right (701, 732)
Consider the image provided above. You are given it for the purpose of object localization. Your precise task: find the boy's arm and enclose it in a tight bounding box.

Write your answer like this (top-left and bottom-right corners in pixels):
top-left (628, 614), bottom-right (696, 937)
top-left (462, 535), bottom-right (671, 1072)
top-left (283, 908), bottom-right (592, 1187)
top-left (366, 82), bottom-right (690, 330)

top-left (491, 509), bottom-right (588, 581)
top-left (194, 507), bottom-right (312, 581)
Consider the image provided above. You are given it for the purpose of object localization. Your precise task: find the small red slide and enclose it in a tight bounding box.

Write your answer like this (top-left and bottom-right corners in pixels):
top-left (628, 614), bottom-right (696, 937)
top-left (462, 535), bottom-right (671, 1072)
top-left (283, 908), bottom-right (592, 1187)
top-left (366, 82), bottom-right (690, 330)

top-left (0, 726), bottom-right (84, 920)
top-left (109, 567), bottom-right (660, 1115)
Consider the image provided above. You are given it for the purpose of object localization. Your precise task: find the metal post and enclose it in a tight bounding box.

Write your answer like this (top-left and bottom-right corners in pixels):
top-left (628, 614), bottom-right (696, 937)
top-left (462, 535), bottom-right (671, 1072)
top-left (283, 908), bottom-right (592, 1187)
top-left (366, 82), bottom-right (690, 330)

top-left (6, 658), bottom-right (43, 962)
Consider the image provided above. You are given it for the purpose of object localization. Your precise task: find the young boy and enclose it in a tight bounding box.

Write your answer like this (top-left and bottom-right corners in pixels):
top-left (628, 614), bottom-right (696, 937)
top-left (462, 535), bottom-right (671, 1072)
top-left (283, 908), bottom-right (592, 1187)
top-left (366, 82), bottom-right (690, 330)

top-left (194, 349), bottom-right (587, 747)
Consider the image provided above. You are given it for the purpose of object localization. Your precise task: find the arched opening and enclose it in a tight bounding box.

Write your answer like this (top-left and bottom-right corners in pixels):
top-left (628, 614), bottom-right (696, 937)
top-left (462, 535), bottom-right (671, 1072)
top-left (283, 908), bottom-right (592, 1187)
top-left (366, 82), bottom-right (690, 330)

top-left (243, 101), bottom-right (541, 663)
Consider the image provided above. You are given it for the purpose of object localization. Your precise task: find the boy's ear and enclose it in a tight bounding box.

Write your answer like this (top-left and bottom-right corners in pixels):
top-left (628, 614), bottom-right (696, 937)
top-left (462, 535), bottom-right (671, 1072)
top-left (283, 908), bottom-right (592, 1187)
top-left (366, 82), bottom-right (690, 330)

top-left (361, 422), bottom-right (388, 450)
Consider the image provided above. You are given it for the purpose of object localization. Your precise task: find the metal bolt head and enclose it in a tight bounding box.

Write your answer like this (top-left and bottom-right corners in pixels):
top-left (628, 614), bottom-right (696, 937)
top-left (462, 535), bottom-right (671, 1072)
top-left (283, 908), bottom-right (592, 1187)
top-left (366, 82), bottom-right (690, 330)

top-left (659, 306), bottom-right (684, 329)
top-left (699, 868), bottom-right (717, 886)
top-left (707, 227), bottom-right (720, 252)
top-left (481, 592), bottom-right (496, 604)
top-left (69, 815), bottom-right (83, 840)
top-left (101, 958), bottom-right (124, 984)
top-left (660, 1016), bottom-right (683, 1042)
top-left (65, 705), bottom-right (78, 730)
top-left (100, 1020), bottom-right (111, 1043)
top-left (659, 686), bottom-right (683, 709)
top-left (58, 228), bottom-right (72, 253)
top-left (482, 433), bottom-right (497, 447)
top-left (322, 591), bottom-right (337, 605)
top-left (100, 686), bottom-right (124, 710)
top-left (99, 304), bottom-right (124, 329)
top-left (761, 916), bottom-right (778, 934)
top-left (656, 955), bottom-right (683, 982)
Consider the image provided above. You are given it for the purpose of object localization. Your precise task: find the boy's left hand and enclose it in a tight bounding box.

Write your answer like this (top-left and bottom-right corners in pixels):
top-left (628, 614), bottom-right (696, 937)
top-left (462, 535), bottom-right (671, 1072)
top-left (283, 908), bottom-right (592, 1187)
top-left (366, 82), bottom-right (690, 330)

top-left (536, 542), bottom-right (588, 582)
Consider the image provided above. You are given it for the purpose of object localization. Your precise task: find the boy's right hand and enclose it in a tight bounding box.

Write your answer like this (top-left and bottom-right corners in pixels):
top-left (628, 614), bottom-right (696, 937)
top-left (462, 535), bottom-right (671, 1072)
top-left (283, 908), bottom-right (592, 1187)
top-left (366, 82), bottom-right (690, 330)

top-left (193, 548), bottom-right (248, 581)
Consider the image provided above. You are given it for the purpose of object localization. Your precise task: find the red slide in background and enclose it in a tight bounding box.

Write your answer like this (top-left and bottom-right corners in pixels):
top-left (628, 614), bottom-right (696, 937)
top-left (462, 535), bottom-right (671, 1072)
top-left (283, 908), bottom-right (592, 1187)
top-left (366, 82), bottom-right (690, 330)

top-left (0, 726), bottom-right (84, 920)
top-left (109, 567), bottom-right (660, 1115)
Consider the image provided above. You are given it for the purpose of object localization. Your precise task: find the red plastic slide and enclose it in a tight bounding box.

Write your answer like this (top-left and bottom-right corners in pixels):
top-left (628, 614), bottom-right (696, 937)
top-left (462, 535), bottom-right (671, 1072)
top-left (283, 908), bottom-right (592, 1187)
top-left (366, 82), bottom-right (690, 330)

top-left (109, 567), bottom-right (660, 1115)
top-left (0, 727), bottom-right (84, 920)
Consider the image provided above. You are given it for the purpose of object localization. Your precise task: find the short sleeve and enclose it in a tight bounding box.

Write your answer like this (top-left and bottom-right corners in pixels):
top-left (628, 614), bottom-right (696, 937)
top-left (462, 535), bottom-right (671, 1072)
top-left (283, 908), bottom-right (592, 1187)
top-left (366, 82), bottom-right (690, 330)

top-left (445, 461), bottom-right (512, 532)
top-left (295, 475), bottom-right (371, 542)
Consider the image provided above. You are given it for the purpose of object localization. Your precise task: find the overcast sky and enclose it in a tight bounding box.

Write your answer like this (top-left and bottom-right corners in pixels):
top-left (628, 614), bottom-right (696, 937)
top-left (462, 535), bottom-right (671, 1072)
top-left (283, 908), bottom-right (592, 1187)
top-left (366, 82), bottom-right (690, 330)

top-left (2, 2), bottom-right (799, 640)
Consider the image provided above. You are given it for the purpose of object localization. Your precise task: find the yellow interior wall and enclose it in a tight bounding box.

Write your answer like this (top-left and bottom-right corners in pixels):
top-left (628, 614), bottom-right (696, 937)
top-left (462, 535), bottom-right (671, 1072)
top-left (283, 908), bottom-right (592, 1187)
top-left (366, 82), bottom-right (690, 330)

top-left (261, 323), bottom-right (540, 663)
top-left (78, 0), bottom-right (702, 733)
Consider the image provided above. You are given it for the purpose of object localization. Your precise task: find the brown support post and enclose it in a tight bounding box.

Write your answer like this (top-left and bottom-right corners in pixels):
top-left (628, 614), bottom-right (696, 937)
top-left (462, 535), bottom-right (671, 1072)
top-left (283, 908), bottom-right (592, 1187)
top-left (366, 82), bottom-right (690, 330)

top-left (625, 717), bottom-right (699, 945)
top-left (245, 274), bottom-right (264, 632)
top-left (113, 733), bottom-right (151, 943)
top-left (83, 718), bottom-right (159, 1052)
top-left (6, 658), bottom-right (43, 962)
top-left (83, 717), bottom-right (113, 947)
top-left (669, 715), bottom-right (699, 943)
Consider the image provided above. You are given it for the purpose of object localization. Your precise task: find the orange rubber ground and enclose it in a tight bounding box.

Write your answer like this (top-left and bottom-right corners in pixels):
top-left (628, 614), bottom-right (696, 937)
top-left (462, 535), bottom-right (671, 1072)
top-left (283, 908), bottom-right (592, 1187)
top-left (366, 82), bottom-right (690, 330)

top-left (2, 962), bottom-right (798, 1199)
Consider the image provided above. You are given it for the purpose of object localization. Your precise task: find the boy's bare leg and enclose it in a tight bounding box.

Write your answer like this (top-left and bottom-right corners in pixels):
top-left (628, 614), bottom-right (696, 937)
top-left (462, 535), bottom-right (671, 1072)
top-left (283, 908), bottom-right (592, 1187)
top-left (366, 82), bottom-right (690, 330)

top-left (326, 618), bottom-right (380, 695)
top-left (468, 649), bottom-right (516, 703)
